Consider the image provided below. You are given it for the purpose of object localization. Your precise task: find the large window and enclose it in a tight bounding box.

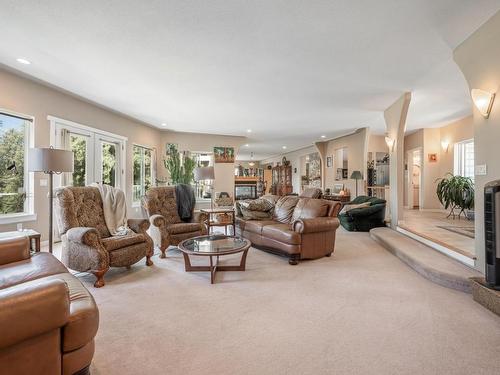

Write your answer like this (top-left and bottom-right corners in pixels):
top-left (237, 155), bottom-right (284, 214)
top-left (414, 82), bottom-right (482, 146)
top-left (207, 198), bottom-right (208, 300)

top-left (0, 111), bottom-right (32, 218)
top-left (191, 152), bottom-right (213, 200)
top-left (133, 145), bottom-right (155, 204)
top-left (454, 139), bottom-right (474, 181)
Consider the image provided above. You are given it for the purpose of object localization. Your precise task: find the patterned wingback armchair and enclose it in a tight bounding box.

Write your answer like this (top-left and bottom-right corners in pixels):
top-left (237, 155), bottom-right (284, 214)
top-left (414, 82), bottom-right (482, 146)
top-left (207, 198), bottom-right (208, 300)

top-left (144, 186), bottom-right (207, 258)
top-left (55, 186), bottom-right (154, 288)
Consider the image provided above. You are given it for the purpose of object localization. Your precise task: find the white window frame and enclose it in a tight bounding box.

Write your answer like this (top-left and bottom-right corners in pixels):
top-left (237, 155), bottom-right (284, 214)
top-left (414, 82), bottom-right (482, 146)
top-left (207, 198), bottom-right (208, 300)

top-left (49, 116), bottom-right (127, 190)
top-left (190, 151), bottom-right (214, 202)
top-left (132, 144), bottom-right (156, 206)
top-left (454, 139), bottom-right (474, 181)
top-left (0, 109), bottom-right (36, 224)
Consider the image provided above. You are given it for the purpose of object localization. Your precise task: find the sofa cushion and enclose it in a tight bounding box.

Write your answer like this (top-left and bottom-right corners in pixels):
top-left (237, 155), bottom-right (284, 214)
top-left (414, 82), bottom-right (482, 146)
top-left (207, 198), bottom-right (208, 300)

top-left (262, 224), bottom-right (301, 245)
top-left (291, 198), bottom-right (330, 222)
top-left (243, 220), bottom-right (277, 235)
top-left (101, 233), bottom-right (146, 251)
top-left (41, 273), bottom-right (99, 352)
top-left (0, 253), bottom-right (68, 290)
top-left (273, 196), bottom-right (300, 223)
top-left (165, 222), bottom-right (201, 235)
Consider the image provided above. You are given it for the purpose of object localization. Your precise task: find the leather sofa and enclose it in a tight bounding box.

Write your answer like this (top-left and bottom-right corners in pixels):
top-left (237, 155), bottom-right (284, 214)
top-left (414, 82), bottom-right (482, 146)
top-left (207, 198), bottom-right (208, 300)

top-left (338, 196), bottom-right (387, 232)
top-left (236, 195), bottom-right (341, 264)
top-left (0, 236), bottom-right (98, 375)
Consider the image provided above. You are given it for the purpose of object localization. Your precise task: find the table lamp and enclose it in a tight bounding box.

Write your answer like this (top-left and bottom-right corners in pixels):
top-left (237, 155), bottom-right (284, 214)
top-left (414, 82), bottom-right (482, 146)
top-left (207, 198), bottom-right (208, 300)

top-left (194, 166), bottom-right (215, 209)
top-left (350, 170), bottom-right (363, 197)
top-left (28, 147), bottom-right (74, 253)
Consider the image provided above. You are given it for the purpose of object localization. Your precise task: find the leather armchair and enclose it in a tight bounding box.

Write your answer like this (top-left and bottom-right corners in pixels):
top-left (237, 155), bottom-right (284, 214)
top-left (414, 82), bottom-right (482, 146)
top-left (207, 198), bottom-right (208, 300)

top-left (339, 196), bottom-right (387, 232)
top-left (0, 236), bottom-right (98, 375)
top-left (55, 186), bottom-right (154, 287)
top-left (144, 186), bottom-right (207, 258)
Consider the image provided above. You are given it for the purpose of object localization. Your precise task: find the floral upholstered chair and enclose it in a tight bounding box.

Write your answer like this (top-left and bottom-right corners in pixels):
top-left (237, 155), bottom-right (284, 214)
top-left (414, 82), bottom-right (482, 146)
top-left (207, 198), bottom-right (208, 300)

top-left (143, 186), bottom-right (207, 258)
top-left (55, 186), bottom-right (154, 287)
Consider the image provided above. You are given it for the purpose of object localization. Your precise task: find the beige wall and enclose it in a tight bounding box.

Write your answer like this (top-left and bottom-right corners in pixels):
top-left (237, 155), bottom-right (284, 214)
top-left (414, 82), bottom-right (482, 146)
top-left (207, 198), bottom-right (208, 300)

top-left (403, 117), bottom-right (473, 209)
top-left (0, 68), bottom-right (162, 239)
top-left (317, 128), bottom-right (370, 197)
top-left (454, 10), bottom-right (500, 272)
top-left (368, 134), bottom-right (388, 154)
top-left (159, 131), bottom-right (246, 196)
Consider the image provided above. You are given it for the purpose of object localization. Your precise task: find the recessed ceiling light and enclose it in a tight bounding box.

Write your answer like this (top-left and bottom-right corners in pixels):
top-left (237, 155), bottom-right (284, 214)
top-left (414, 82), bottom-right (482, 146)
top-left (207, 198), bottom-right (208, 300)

top-left (321, 135), bottom-right (326, 138)
top-left (16, 58), bottom-right (31, 65)
top-left (247, 129), bottom-right (252, 133)
top-left (161, 123), bottom-right (167, 127)
top-left (245, 144), bottom-right (249, 147)
top-left (282, 146), bottom-right (287, 149)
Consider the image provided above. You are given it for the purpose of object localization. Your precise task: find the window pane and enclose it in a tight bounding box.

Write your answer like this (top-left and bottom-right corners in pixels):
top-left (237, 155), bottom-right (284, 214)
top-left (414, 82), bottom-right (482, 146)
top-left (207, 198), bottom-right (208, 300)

top-left (70, 135), bottom-right (87, 186)
top-left (144, 149), bottom-right (152, 191)
top-left (101, 142), bottom-right (116, 187)
top-left (0, 113), bottom-right (26, 214)
top-left (133, 146), bottom-right (142, 202)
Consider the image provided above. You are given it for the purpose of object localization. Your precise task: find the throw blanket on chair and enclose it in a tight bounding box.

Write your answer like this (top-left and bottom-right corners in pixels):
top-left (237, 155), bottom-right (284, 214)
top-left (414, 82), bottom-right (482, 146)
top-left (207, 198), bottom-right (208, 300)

top-left (92, 183), bottom-right (129, 236)
top-left (175, 184), bottom-right (196, 222)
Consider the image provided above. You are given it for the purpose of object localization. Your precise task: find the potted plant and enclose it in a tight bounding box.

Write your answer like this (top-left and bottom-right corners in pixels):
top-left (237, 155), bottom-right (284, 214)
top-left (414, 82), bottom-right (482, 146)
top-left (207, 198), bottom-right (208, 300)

top-left (435, 174), bottom-right (474, 220)
top-left (164, 144), bottom-right (196, 185)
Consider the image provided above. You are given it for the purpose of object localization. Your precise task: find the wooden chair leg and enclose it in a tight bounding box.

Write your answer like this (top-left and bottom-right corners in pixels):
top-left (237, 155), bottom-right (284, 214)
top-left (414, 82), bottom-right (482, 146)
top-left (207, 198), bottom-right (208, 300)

top-left (160, 248), bottom-right (167, 258)
top-left (146, 254), bottom-right (154, 266)
top-left (92, 267), bottom-right (108, 288)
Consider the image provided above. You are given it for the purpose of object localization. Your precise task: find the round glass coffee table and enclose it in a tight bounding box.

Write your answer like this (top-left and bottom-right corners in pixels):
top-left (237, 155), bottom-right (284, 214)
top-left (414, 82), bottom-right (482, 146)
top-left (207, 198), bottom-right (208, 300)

top-left (178, 235), bottom-right (251, 284)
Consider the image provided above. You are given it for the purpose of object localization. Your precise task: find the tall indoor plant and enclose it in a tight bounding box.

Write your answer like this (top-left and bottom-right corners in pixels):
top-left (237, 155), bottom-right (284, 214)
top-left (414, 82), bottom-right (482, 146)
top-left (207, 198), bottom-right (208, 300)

top-left (164, 144), bottom-right (196, 185)
top-left (435, 173), bottom-right (474, 220)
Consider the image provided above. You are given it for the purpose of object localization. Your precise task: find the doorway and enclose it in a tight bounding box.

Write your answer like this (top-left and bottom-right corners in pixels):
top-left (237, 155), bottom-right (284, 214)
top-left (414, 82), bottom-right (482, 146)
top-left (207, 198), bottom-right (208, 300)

top-left (407, 148), bottom-right (422, 209)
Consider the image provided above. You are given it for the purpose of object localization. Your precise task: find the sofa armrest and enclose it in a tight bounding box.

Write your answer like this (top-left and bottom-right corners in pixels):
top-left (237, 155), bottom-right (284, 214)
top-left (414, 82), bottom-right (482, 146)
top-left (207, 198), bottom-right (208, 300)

top-left (128, 218), bottom-right (150, 233)
top-left (0, 236), bottom-right (30, 266)
top-left (66, 227), bottom-right (103, 248)
top-left (0, 279), bottom-right (69, 349)
top-left (292, 217), bottom-right (340, 234)
top-left (347, 204), bottom-right (385, 217)
top-left (149, 214), bottom-right (166, 228)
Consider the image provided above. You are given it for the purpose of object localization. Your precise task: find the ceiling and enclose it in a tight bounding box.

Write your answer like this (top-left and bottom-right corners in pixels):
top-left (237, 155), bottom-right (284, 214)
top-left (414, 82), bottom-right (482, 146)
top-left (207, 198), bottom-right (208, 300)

top-left (1, 0), bottom-right (499, 160)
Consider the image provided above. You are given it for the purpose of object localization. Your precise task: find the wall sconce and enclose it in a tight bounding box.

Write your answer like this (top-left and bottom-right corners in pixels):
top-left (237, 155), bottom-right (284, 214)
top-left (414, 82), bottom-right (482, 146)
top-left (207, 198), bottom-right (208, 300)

top-left (441, 140), bottom-right (449, 153)
top-left (385, 135), bottom-right (395, 152)
top-left (471, 89), bottom-right (495, 118)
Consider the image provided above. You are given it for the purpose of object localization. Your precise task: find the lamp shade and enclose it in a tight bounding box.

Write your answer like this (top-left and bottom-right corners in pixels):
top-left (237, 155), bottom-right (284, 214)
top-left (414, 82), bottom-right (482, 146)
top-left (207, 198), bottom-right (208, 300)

top-left (193, 166), bottom-right (215, 181)
top-left (28, 148), bottom-right (74, 173)
top-left (350, 170), bottom-right (362, 180)
top-left (471, 89), bottom-right (495, 118)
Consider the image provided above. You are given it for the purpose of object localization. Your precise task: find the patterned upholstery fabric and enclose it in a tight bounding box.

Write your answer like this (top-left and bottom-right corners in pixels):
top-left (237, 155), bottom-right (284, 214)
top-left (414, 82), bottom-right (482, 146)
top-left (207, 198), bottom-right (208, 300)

top-left (55, 187), bottom-right (111, 238)
top-left (55, 186), bottom-right (153, 287)
top-left (144, 187), bottom-right (182, 224)
top-left (143, 186), bottom-right (207, 256)
top-left (101, 233), bottom-right (146, 251)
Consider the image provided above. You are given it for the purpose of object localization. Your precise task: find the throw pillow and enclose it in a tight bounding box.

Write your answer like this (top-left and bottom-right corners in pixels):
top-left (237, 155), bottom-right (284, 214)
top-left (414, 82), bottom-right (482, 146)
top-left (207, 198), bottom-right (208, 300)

top-left (339, 202), bottom-right (371, 215)
top-left (273, 196), bottom-right (300, 223)
top-left (239, 198), bottom-right (274, 212)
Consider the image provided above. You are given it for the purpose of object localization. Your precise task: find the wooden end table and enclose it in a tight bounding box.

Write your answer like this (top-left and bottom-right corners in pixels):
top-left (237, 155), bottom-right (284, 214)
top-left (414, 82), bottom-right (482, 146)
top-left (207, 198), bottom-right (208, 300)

top-left (0, 230), bottom-right (41, 252)
top-left (178, 235), bottom-right (251, 284)
top-left (201, 208), bottom-right (236, 235)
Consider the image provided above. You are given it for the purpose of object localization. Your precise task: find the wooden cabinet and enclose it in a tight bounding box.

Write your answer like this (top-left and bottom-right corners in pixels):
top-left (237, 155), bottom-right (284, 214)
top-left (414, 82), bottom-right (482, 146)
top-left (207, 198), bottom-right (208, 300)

top-left (271, 165), bottom-right (293, 196)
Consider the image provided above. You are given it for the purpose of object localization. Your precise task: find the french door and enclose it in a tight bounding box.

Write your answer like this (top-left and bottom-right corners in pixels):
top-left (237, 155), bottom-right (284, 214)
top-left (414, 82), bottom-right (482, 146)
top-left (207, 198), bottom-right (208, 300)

top-left (53, 122), bottom-right (125, 189)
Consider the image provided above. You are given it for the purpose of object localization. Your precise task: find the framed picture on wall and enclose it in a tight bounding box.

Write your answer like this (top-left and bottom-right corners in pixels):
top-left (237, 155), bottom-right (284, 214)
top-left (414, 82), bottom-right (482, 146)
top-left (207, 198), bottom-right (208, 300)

top-left (214, 147), bottom-right (235, 163)
top-left (326, 156), bottom-right (333, 168)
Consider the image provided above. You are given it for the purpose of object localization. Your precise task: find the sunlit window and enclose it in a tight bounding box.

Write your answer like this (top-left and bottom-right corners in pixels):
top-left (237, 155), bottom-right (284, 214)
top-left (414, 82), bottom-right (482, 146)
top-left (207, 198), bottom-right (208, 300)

top-left (133, 145), bottom-right (155, 204)
top-left (454, 139), bottom-right (474, 181)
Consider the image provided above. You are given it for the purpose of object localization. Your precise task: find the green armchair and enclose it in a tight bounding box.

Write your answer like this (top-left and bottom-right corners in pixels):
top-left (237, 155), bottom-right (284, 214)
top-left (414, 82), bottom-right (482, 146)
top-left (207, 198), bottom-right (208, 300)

top-left (339, 196), bottom-right (386, 232)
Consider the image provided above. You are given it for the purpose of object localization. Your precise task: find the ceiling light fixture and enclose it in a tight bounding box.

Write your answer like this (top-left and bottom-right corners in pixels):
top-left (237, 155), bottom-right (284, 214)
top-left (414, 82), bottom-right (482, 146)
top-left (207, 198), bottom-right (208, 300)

top-left (321, 135), bottom-right (326, 138)
top-left (471, 89), bottom-right (495, 118)
top-left (16, 58), bottom-right (31, 65)
top-left (244, 144), bottom-right (249, 147)
top-left (385, 135), bottom-right (395, 152)
top-left (441, 140), bottom-right (450, 153)
top-left (282, 146), bottom-right (287, 150)
top-left (249, 152), bottom-right (255, 167)
top-left (161, 123), bottom-right (167, 127)
top-left (247, 129), bottom-right (252, 133)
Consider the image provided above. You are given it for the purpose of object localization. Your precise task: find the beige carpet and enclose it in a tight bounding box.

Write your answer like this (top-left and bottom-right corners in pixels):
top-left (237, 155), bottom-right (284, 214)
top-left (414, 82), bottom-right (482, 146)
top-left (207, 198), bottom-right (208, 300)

top-left (72, 231), bottom-right (500, 375)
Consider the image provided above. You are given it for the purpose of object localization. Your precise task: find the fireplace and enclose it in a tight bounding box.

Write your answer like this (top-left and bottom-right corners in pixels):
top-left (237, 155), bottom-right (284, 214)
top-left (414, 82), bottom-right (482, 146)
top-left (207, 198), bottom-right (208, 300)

top-left (235, 182), bottom-right (257, 200)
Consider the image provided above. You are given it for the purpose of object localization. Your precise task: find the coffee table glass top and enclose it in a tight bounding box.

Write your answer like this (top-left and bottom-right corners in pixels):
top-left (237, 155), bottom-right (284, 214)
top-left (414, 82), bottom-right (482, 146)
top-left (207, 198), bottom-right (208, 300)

top-left (179, 235), bottom-right (250, 255)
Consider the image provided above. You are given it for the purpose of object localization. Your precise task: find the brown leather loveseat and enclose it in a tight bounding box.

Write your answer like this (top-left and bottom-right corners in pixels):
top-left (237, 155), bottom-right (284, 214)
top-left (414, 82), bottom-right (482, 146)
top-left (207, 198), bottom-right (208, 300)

top-left (236, 195), bottom-right (341, 264)
top-left (0, 236), bottom-right (98, 375)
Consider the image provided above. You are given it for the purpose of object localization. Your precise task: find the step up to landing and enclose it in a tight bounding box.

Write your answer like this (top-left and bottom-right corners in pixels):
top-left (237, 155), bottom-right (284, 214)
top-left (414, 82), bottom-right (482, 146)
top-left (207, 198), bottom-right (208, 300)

top-left (370, 227), bottom-right (482, 293)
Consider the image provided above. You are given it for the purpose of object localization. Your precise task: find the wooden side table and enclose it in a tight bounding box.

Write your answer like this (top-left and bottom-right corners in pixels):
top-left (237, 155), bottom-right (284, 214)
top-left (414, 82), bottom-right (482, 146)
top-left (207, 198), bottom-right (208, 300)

top-left (201, 208), bottom-right (236, 235)
top-left (0, 230), bottom-right (41, 252)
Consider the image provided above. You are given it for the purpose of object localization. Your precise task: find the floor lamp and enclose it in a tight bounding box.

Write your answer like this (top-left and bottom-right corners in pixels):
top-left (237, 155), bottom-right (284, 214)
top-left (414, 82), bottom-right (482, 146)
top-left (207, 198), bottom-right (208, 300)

top-left (29, 147), bottom-right (74, 253)
top-left (194, 166), bottom-right (215, 209)
top-left (350, 170), bottom-right (363, 197)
